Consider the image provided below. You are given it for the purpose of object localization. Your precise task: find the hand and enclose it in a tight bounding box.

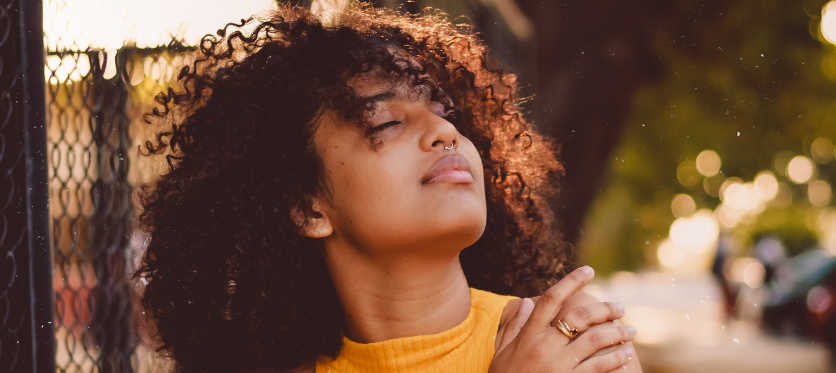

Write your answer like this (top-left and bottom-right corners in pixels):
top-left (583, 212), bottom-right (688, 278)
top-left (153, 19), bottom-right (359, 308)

top-left (489, 267), bottom-right (635, 373)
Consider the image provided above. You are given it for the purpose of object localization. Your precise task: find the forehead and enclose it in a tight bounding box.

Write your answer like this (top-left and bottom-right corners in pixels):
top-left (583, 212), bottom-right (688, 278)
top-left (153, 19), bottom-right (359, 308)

top-left (347, 47), bottom-right (427, 97)
top-left (348, 73), bottom-right (431, 103)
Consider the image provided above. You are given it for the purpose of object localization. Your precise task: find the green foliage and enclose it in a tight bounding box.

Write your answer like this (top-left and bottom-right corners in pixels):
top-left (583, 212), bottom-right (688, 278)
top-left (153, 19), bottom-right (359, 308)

top-left (578, 0), bottom-right (836, 275)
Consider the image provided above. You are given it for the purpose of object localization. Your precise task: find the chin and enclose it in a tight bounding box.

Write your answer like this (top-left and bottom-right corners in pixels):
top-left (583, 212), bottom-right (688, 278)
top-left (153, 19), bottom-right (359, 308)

top-left (435, 212), bottom-right (487, 249)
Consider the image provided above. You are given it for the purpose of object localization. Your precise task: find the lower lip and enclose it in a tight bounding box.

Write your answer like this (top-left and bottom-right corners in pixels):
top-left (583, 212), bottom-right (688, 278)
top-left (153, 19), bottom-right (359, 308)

top-left (425, 170), bottom-right (474, 184)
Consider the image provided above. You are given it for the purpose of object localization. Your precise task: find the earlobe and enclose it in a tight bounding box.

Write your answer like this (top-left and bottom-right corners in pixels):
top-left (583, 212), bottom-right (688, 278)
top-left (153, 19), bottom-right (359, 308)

top-left (291, 198), bottom-right (334, 238)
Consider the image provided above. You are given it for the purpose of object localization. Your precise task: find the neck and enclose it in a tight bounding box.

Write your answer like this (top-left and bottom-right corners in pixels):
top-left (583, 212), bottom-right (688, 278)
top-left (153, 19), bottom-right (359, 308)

top-left (323, 244), bottom-right (471, 343)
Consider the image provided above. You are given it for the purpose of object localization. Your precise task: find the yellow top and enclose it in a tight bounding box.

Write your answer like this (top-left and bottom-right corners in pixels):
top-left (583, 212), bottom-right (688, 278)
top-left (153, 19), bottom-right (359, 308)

top-left (316, 288), bottom-right (519, 373)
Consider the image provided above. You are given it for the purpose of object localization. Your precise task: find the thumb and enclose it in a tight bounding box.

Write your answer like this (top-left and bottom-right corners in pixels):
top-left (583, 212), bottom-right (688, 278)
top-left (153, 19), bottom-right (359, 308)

top-left (497, 298), bottom-right (534, 355)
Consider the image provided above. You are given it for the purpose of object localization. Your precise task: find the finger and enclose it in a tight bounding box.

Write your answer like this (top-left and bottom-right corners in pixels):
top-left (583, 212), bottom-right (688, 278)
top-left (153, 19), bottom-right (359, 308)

top-left (569, 325), bottom-right (635, 358)
top-left (497, 298), bottom-right (534, 354)
top-left (557, 302), bottom-right (624, 334)
top-left (574, 348), bottom-right (634, 373)
top-left (524, 266), bottom-right (594, 333)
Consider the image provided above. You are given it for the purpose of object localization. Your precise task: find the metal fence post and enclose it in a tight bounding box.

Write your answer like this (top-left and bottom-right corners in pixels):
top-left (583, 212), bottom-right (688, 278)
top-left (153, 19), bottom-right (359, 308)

top-left (20, 0), bottom-right (55, 371)
top-left (0, 0), bottom-right (53, 371)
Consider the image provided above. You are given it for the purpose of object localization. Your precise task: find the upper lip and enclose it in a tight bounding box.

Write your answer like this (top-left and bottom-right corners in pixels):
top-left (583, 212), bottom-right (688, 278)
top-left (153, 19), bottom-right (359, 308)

top-left (421, 154), bottom-right (473, 184)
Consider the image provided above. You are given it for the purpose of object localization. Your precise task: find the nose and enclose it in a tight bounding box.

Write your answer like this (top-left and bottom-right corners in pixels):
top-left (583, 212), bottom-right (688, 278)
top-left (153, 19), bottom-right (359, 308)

top-left (418, 105), bottom-right (459, 152)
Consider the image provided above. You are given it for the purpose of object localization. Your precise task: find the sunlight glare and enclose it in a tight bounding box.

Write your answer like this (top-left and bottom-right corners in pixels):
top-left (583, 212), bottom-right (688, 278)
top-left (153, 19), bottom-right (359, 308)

top-left (43, 0), bottom-right (278, 51)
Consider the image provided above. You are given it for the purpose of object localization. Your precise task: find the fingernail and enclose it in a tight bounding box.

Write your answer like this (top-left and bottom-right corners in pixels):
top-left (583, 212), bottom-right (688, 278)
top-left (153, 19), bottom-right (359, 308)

top-left (579, 266), bottom-right (593, 276)
top-left (627, 326), bottom-right (636, 336)
top-left (616, 303), bottom-right (624, 315)
top-left (624, 348), bottom-right (634, 357)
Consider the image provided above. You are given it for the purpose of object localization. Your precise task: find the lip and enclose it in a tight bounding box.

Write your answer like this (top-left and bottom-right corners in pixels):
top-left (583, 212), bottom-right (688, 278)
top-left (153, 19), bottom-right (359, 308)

top-left (422, 155), bottom-right (474, 184)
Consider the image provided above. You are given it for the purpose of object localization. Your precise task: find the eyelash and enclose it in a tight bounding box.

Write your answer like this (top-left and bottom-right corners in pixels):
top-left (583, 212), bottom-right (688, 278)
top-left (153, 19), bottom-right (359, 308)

top-left (369, 121), bottom-right (401, 133)
top-left (367, 100), bottom-right (451, 135)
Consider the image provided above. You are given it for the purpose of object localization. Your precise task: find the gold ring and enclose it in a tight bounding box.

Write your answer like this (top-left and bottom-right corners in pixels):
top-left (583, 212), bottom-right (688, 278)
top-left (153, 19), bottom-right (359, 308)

top-left (555, 319), bottom-right (579, 340)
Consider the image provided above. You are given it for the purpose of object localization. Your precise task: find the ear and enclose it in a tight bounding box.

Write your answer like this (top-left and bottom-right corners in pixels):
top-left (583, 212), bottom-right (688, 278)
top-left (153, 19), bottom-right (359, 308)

top-left (290, 197), bottom-right (333, 238)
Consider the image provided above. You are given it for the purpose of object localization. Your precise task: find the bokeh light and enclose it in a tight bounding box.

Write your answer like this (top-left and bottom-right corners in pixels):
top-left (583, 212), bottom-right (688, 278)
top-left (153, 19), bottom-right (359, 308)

top-left (729, 257), bottom-right (758, 283)
top-left (742, 261), bottom-right (766, 288)
top-left (825, 232), bottom-right (836, 256)
top-left (807, 286), bottom-right (833, 313)
top-left (671, 193), bottom-right (696, 218)
top-left (787, 156), bottom-right (815, 184)
top-left (703, 173), bottom-right (726, 197)
top-left (808, 180), bottom-right (833, 207)
top-left (753, 171), bottom-right (779, 201)
top-left (669, 209), bottom-right (719, 253)
top-left (657, 240), bottom-right (684, 268)
top-left (676, 159), bottom-right (701, 186)
top-left (811, 137), bottom-right (834, 164)
top-left (822, 1), bottom-right (836, 45)
top-left (719, 177), bottom-right (743, 202)
top-left (695, 149), bottom-right (721, 177)
top-left (771, 182), bottom-right (793, 209)
top-left (723, 182), bottom-right (763, 213)
top-left (773, 151), bottom-right (795, 177)
top-left (716, 203), bottom-right (742, 228)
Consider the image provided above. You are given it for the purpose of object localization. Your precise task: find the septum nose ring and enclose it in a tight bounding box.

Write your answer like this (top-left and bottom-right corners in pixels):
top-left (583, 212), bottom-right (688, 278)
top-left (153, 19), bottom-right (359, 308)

top-left (443, 141), bottom-right (454, 150)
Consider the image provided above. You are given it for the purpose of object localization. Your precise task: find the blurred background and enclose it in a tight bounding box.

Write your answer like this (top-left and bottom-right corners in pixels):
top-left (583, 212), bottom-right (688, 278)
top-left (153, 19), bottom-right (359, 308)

top-left (1, 0), bottom-right (835, 372)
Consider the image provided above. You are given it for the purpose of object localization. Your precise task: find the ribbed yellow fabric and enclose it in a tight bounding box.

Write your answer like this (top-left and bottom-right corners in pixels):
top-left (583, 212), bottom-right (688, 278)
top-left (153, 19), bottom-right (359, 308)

top-left (315, 288), bottom-right (518, 373)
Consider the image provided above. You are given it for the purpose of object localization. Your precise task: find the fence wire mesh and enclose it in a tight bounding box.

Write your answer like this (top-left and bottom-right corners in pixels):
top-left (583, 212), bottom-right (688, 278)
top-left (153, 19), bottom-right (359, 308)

top-left (43, 0), bottom-right (195, 371)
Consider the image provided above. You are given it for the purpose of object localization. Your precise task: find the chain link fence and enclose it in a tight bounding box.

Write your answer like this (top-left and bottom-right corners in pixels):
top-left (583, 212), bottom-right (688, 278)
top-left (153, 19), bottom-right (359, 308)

top-left (38, 0), bottom-right (197, 371)
top-left (43, 33), bottom-right (191, 373)
top-left (3, 1), bottom-right (441, 371)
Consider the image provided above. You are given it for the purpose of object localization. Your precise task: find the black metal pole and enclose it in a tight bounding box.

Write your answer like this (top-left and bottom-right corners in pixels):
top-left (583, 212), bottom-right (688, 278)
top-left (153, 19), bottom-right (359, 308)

top-left (19, 0), bottom-right (54, 371)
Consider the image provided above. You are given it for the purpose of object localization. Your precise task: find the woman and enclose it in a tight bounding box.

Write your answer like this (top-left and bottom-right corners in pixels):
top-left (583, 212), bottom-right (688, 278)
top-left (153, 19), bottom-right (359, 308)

top-left (134, 4), bottom-right (641, 372)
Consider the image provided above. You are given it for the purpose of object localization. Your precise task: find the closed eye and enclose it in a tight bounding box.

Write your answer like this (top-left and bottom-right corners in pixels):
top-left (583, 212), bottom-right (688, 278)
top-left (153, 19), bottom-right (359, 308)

top-left (368, 120), bottom-right (401, 134)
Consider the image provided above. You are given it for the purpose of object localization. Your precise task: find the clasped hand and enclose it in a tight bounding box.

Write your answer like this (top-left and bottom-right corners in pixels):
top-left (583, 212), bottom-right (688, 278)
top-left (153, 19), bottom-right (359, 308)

top-left (488, 267), bottom-right (637, 373)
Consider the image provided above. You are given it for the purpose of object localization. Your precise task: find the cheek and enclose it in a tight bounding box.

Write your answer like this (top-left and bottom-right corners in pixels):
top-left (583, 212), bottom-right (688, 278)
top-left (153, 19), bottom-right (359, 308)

top-left (327, 153), bottom-right (417, 220)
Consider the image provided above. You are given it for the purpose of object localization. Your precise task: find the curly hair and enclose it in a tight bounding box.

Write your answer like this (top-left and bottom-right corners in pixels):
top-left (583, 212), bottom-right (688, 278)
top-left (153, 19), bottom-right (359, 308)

top-left (134, 4), bottom-right (567, 372)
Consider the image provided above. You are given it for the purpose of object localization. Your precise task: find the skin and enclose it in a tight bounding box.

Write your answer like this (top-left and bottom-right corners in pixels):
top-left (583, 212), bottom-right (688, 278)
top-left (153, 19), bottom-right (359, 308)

top-left (497, 293), bottom-right (644, 372)
top-left (292, 70), bottom-right (642, 372)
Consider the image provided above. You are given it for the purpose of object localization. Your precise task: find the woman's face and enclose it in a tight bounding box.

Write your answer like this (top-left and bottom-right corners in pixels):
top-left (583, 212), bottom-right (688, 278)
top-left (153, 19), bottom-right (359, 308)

top-left (307, 73), bottom-right (487, 259)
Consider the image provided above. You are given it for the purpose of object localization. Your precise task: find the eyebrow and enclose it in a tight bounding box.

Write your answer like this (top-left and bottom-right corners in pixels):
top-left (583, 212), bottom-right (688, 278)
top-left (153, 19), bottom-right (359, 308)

top-left (364, 86), bottom-right (433, 106)
top-left (366, 91), bottom-right (398, 104)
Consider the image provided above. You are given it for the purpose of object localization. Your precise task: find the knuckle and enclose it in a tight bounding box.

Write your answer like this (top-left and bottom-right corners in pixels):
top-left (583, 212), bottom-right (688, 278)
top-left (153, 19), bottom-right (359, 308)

top-left (574, 307), bottom-right (592, 323)
top-left (606, 302), bottom-right (619, 314)
top-left (540, 289), bottom-right (560, 305)
top-left (586, 330), bottom-right (603, 346)
top-left (593, 359), bottom-right (609, 373)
